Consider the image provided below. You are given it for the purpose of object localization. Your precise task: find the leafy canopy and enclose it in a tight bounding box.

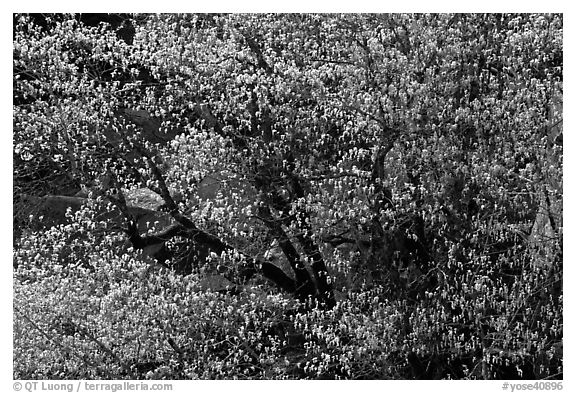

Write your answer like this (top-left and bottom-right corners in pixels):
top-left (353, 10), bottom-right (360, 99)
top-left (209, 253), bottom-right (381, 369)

top-left (14, 13), bottom-right (562, 380)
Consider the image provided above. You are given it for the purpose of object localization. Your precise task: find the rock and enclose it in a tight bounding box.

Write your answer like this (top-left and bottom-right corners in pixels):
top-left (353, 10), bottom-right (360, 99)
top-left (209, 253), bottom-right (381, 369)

top-left (20, 194), bottom-right (88, 228)
top-left (197, 173), bottom-right (226, 200)
top-left (125, 188), bottom-right (165, 211)
top-left (528, 189), bottom-right (561, 267)
top-left (141, 242), bottom-right (166, 262)
top-left (197, 171), bottom-right (256, 203)
top-left (198, 274), bottom-right (235, 292)
top-left (264, 239), bottom-right (294, 280)
top-left (20, 189), bottom-right (174, 232)
top-left (118, 108), bottom-right (185, 144)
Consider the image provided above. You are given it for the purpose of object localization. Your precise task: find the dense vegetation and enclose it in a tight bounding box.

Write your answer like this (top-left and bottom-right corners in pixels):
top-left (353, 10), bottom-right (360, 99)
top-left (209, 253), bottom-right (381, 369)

top-left (13, 13), bottom-right (562, 379)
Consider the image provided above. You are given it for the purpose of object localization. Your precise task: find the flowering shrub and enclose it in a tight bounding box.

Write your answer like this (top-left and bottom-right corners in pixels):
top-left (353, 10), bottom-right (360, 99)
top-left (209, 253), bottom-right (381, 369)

top-left (14, 223), bottom-right (561, 379)
top-left (14, 13), bottom-right (561, 379)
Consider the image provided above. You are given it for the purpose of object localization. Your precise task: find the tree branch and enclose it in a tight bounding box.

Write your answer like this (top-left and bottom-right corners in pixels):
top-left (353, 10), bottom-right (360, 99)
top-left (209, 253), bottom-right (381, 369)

top-left (257, 205), bottom-right (314, 296)
top-left (106, 183), bottom-right (298, 293)
top-left (242, 34), bottom-right (273, 74)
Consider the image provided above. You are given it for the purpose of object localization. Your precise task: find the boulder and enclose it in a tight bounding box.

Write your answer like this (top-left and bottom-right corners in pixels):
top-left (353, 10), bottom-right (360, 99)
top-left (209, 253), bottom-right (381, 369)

top-left (19, 194), bottom-right (89, 229)
top-left (197, 171), bottom-right (256, 203)
top-left (20, 187), bottom-right (175, 232)
top-left (198, 274), bottom-right (235, 292)
top-left (528, 188), bottom-right (562, 267)
top-left (125, 187), bottom-right (165, 211)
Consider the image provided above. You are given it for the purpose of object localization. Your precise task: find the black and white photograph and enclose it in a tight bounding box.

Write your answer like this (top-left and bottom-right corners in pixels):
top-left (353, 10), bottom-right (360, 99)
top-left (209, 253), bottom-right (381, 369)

top-left (12, 11), bottom-right (563, 385)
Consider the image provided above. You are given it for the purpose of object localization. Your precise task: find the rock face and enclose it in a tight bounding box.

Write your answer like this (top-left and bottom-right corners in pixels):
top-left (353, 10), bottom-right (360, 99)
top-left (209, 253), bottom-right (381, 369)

top-left (19, 194), bottom-right (89, 229)
top-left (15, 105), bottom-right (188, 233)
top-left (20, 187), bottom-right (175, 232)
top-left (528, 188), bottom-right (562, 267)
top-left (197, 171), bottom-right (257, 204)
top-left (197, 173), bottom-right (226, 201)
top-left (198, 274), bottom-right (235, 292)
top-left (125, 187), bottom-right (165, 211)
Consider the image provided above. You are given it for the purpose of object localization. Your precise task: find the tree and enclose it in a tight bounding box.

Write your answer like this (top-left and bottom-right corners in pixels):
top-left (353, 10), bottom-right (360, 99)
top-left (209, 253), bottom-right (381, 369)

top-left (14, 13), bottom-right (562, 379)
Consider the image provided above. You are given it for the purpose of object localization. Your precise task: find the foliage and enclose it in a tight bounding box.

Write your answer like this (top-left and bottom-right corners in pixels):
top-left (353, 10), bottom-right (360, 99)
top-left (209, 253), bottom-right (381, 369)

top-left (13, 13), bottom-right (562, 379)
